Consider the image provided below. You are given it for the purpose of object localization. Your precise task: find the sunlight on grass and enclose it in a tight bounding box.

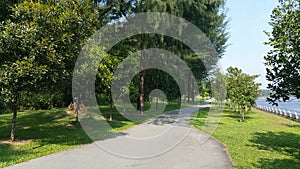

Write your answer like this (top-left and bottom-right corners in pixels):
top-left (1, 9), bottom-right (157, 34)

top-left (0, 109), bottom-right (92, 168)
top-left (192, 107), bottom-right (300, 169)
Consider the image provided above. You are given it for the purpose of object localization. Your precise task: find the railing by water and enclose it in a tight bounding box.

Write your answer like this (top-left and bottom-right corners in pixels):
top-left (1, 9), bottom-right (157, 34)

top-left (255, 105), bottom-right (300, 122)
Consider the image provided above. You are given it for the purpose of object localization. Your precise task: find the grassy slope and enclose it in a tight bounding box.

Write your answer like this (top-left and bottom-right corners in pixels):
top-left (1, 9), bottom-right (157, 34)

top-left (0, 102), bottom-right (182, 168)
top-left (192, 107), bottom-right (300, 169)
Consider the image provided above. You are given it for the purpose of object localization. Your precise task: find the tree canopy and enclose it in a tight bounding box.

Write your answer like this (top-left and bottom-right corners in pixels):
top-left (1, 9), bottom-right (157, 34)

top-left (264, 0), bottom-right (300, 104)
top-left (225, 67), bottom-right (261, 122)
top-left (0, 0), bottom-right (99, 141)
top-left (0, 0), bottom-right (228, 141)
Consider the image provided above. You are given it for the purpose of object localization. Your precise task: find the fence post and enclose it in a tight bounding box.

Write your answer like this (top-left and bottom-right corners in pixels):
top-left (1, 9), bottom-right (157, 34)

top-left (286, 111), bottom-right (290, 117)
top-left (278, 109), bottom-right (281, 115)
top-left (257, 104), bottom-right (300, 123)
top-left (295, 112), bottom-right (299, 120)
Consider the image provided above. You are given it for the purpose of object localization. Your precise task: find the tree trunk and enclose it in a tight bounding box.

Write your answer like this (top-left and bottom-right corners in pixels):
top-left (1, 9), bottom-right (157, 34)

top-left (10, 104), bottom-right (17, 142)
top-left (75, 97), bottom-right (79, 122)
top-left (191, 80), bottom-right (195, 102)
top-left (75, 107), bottom-right (79, 122)
top-left (178, 94), bottom-right (181, 106)
top-left (242, 112), bottom-right (245, 121)
top-left (187, 72), bottom-right (191, 103)
top-left (109, 97), bottom-right (113, 121)
top-left (201, 83), bottom-right (205, 101)
top-left (240, 111), bottom-right (244, 122)
top-left (137, 49), bottom-right (145, 114)
top-left (238, 105), bottom-right (244, 122)
top-left (137, 72), bottom-right (144, 114)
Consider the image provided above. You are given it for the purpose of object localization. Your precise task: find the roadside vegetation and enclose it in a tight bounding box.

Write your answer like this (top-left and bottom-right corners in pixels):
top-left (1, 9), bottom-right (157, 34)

top-left (0, 0), bottom-right (228, 142)
top-left (1, 0), bottom-right (299, 169)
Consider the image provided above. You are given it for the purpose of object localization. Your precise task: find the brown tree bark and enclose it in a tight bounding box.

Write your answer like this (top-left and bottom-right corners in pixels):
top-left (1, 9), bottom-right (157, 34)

top-left (74, 95), bottom-right (79, 123)
top-left (178, 94), bottom-right (181, 105)
top-left (191, 80), bottom-right (195, 102)
top-left (109, 97), bottom-right (113, 121)
top-left (10, 102), bottom-right (18, 142)
top-left (137, 49), bottom-right (145, 114)
top-left (137, 71), bottom-right (144, 114)
top-left (187, 71), bottom-right (191, 103)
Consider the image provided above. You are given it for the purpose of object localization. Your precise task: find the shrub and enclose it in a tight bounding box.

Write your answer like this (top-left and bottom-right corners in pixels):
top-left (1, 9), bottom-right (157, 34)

top-left (19, 92), bottom-right (66, 110)
top-left (96, 94), bottom-right (110, 105)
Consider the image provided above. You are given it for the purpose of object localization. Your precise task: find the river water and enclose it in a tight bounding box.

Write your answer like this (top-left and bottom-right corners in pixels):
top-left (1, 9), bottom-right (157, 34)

top-left (256, 98), bottom-right (300, 112)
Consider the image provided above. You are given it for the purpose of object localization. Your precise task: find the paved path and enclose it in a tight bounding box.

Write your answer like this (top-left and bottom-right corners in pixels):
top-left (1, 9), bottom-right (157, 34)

top-left (4, 103), bottom-right (234, 169)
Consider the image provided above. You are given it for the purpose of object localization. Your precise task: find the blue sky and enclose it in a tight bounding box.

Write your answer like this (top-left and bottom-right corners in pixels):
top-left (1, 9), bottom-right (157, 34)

top-left (220, 0), bottom-right (279, 89)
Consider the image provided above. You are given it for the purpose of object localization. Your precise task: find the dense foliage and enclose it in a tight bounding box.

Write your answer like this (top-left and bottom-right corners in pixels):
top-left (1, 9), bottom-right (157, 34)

top-left (264, 0), bottom-right (300, 104)
top-left (0, 0), bottom-right (99, 141)
top-left (225, 67), bottom-right (261, 121)
top-left (0, 0), bottom-right (228, 141)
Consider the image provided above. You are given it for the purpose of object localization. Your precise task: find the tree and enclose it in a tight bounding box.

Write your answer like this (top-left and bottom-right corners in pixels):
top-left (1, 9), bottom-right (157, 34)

top-left (0, 0), bottom-right (98, 141)
top-left (131, 0), bottom-right (228, 112)
top-left (96, 53), bottom-right (121, 121)
top-left (0, 0), bottom-right (141, 141)
top-left (0, 61), bottom-right (47, 141)
top-left (225, 67), bottom-right (261, 122)
top-left (264, 0), bottom-right (300, 104)
top-left (198, 80), bottom-right (212, 100)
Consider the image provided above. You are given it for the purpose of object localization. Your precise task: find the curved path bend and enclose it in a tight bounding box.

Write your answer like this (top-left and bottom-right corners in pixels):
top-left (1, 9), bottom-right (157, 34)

top-left (4, 103), bottom-right (234, 169)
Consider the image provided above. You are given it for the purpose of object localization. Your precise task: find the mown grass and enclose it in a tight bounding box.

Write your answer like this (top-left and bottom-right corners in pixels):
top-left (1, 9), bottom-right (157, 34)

top-left (0, 109), bottom-right (92, 168)
top-left (0, 102), bottom-right (183, 168)
top-left (192, 107), bottom-right (300, 169)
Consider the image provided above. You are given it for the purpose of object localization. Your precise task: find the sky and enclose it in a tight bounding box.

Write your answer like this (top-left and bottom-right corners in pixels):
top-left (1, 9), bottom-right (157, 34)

top-left (220, 0), bottom-right (279, 89)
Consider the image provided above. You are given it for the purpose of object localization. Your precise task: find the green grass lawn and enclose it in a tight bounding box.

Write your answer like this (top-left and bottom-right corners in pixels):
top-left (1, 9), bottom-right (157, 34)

top-left (0, 109), bottom-right (92, 168)
top-left (0, 102), bottom-right (183, 168)
top-left (192, 107), bottom-right (300, 169)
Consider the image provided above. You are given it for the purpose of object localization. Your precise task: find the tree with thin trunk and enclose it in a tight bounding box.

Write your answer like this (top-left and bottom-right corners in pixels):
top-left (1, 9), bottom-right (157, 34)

top-left (225, 67), bottom-right (261, 122)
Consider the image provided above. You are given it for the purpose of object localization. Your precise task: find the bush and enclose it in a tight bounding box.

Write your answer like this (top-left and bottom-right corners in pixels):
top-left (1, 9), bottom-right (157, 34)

top-left (19, 92), bottom-right (66, 110)
top-left (96, 94), bottom-right (110, 105)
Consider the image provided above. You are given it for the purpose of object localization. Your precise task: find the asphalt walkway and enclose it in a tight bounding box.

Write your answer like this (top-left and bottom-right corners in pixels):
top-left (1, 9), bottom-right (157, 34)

top-left (4, 103), bottom-right (234, 169)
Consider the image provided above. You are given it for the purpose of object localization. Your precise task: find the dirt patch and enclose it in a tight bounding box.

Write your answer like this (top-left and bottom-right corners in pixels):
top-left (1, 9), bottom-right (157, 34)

top-left (0, 139), bottom-right (32, 145)
top-left (64, 124), bottom-right (82, 129)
